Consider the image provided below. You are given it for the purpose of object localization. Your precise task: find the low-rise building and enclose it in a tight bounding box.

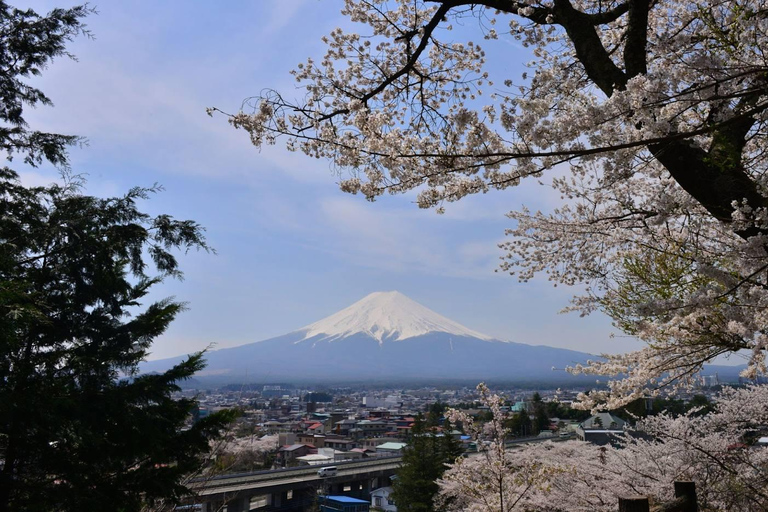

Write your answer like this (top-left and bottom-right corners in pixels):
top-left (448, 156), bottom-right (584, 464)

top-left (575, 413), bottom-right (627, 446)
top-left (370, 486), bottom-right (396, 511)
top-left (324, 437), bottom-right (357, 451)
top-left (375, 442), bottom-right (407, 455)
top-left (298, 433), bottom-right (326, 448)
top-left (278, 443), bottom-right (317, 466)
top-left (320, 495), bottom-right (370, 512)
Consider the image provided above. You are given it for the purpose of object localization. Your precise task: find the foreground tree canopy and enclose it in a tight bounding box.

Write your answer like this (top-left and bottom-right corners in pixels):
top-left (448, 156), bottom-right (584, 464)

top-left (0, 4), bottom-right (234, 510)
top-left (224, 0), bottom-right (768, 407)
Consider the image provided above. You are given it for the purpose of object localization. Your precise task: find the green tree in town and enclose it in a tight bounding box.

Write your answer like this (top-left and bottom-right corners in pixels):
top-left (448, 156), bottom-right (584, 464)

top-left (391, 414), bottom-right (463, 512)
top-left (533, 408), bottom-right (550, 435)
top-left (427, 401), bottom-right (447, 424)
top-left (528, 393), bottom-right (550, 434)
top-left (305, 391), bottom-right (333, 403)
top-left (0, 4), bottom-right (234, 511)
top-left (616, 394), bottom-right (715, 420)
top-left (686, 395), bottom-right (715, 416)
top-left (505, 411), bottom-right (532, 438)
top-left (545, 401), bottom-right (591, 423)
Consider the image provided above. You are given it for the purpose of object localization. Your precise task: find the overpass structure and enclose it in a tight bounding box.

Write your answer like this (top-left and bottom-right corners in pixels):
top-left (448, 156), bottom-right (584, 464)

top-left (187, 455), bottom-right (402, 512)
top-left (183, 437), bottom-right (561, 511)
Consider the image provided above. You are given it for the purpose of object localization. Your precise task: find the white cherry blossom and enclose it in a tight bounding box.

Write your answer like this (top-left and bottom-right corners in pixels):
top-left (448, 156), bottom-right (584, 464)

top-left (438, 384), bottom-right (768, 511)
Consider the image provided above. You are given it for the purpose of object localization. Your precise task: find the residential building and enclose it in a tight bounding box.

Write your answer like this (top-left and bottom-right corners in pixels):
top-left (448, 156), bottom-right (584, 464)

top-left (278, 444), bottom-right (317, 466)
top-left (320, 495), bottom-right (370, 512)
top-left (575, 412), bottom-right (627, 446)
top-left (375, 442), bottom-right (407, 455)
top-left (370, 486), bottom-right (396, 511)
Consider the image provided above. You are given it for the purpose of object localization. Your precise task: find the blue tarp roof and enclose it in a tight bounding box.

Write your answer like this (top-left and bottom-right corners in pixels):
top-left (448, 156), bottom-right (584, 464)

top-left (326, 496), bottom-right (369, 503)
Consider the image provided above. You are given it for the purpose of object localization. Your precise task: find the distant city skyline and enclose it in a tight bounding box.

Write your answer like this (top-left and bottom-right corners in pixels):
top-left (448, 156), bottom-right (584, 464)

top-left (17, 1), bottom-right (659, 362)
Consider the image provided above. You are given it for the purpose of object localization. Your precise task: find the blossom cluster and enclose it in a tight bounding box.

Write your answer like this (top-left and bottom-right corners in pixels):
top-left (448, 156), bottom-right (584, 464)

top-left (438, 384), bottom-right (768, 511)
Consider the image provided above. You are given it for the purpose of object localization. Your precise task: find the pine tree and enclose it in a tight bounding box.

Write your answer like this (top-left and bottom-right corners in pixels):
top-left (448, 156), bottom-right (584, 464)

top-left (0, 4), bottom-right (235, 510)
top-left (530, 393), bottom-right (550, 434)
top-left (0, 175), bottom-right (238, 511)
top-left (391, 414), bottom-right (463, 512)
top-left (505, 411), bottom-right (532, 438)
top-left (0, 2), bottom-right (92, 168)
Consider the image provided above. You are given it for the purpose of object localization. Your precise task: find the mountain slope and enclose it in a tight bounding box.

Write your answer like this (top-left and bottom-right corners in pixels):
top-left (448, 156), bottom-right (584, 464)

top-left (298, 290), bottom-right (492, 344)
top-left (142, 291), bottom-right (597, 384)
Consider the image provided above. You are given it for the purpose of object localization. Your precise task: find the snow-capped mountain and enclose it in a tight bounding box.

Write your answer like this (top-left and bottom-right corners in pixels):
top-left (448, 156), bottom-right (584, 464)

top-left (298, 291), bottom-right (492, 345)
top-left (142, 291), bottom-right (596, 385)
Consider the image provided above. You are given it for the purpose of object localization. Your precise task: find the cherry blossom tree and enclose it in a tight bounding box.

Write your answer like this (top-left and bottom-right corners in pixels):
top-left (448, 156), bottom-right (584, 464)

top-left (438, 384), bottom-right (768, 511)
top-left (439, 384), bottom-right (560, 511)
top-left (219, 0), bottom-right (768, 407)
top-left (214, 434), bottom-right (280, 472)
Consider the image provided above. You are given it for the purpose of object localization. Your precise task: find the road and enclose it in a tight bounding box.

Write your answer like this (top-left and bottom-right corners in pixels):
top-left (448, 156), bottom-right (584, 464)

top-left (190, 456), bottom-right (403, 496)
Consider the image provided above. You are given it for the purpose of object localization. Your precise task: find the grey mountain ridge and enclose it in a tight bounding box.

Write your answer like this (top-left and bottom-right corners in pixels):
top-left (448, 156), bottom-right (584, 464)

top-left (142, 292), bottom-right (742, 385)
top-left (142, 331), bottom-right (597, 385)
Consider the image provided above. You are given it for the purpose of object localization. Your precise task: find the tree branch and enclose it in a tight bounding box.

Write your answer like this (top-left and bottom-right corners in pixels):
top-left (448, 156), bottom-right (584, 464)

top-left (313, 1), bottom-right (457, 123)
top-left (623, 0), bottom-right (650, 77)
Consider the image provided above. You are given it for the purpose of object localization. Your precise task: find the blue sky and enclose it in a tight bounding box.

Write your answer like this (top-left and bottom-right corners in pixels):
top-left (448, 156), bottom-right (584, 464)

top-left (16, 1), bottom-right (642, 361)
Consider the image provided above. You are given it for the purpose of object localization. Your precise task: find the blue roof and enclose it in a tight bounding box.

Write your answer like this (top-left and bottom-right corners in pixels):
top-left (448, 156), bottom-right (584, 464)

top-left (326, 496), bottom-right (370, 503)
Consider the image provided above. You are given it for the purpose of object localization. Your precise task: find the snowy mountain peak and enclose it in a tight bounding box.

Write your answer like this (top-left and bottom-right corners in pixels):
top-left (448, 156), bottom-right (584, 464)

top-left (299, 291), bottom-right (494, 344)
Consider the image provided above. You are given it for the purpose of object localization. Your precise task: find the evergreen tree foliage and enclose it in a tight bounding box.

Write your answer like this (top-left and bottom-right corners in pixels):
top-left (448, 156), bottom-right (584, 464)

top-left (305, 391), bottom-right (333, 403)
top-left (533, 408), bottom-right (550, 435)
top-left (615, 394), bottom-right (715, 420)
top-left (427, 401), bottom-right (447, 422)
top-left (391, 414), bottom-right (463, 512)
top-left (0, 171), bottom-right (238, 512)
top-left (0, 3), bottom-right (235, 510)
top-left (0, 2), bottom-right (92, 168)
top-left (505, 412), bottom-right (532, 438)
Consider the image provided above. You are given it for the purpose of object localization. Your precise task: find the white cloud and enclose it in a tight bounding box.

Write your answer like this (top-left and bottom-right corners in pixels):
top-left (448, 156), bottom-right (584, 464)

top-left (16, 170), bottom-right (61, 188)
top-left (316, 196), bottom-right (502, 279)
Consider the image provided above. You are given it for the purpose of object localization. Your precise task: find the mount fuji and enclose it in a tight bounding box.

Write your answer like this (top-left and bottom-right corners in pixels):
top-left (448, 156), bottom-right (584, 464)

top-left (142, 291), bottom-right (597, 385)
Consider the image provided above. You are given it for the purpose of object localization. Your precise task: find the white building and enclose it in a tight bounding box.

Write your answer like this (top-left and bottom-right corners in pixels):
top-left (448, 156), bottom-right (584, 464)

top-left (371, 486), bottom-right (396, 511)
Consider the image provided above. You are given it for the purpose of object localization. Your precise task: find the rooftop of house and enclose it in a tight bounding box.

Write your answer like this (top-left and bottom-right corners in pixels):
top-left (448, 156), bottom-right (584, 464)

top-left (280, 443), bottom-right (315, 452)
top-left (325, 496), bottom-right (370, 504)
top-left (296, 454), bottom-right (333, 462)
top-left (579, 412), bottom-right (626, 430)
top-left (377, 442), bottom-right (407, 451)
top-left (300, 434), bottom-right (326, 440)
